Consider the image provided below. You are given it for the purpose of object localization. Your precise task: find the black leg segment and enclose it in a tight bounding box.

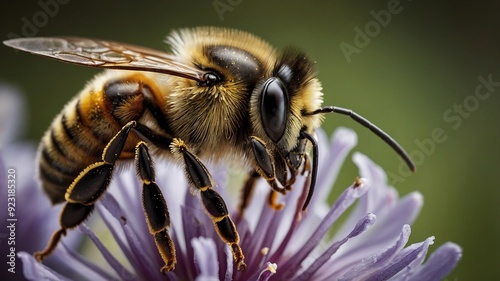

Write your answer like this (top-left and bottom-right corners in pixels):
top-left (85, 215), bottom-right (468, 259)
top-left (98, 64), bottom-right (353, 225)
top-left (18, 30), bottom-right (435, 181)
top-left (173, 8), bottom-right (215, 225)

top-left (170, 138), bottom-right (246, 271)
top-left (250, 136), bottom-right (287, 195)
top-left (136, 141), bottom-right (176, 273)
top-left (238, 171), bottom-right (260, 218)
top-left (35, 121), bottom-right (138, 262)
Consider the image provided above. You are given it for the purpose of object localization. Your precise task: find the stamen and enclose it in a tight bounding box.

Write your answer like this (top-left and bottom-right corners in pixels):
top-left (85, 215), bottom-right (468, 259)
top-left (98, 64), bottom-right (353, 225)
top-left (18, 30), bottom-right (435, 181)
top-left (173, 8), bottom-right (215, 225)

top-left (261, 247), bottom-right (270, 256)
top-left (267, 263), bottom-right (277, 273)
top-left (354, 177), bottom-right (364, 188)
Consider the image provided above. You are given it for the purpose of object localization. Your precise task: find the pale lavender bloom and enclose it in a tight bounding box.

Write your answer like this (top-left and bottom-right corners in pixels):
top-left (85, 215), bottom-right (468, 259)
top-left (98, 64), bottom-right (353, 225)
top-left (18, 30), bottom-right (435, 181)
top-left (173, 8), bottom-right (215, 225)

top-left (15, 113), bottom-right (461, 280)
top-left (0, 86), bottom-right (82, 281)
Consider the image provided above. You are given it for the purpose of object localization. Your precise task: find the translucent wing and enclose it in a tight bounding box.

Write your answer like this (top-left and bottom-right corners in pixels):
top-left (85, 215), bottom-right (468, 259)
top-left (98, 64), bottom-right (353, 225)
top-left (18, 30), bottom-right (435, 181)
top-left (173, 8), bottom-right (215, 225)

top-left (4, 37), bottom-right (207, 82)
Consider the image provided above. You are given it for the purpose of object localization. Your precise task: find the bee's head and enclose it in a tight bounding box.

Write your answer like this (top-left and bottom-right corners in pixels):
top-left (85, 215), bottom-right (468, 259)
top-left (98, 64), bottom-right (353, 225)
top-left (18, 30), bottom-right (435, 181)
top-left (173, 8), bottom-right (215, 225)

top-left (250, 48), bottom-right (324, 155)
top-left (167, 27), bottom-right (324, 173)
top-left (167, 28), bottom-right (324, 146)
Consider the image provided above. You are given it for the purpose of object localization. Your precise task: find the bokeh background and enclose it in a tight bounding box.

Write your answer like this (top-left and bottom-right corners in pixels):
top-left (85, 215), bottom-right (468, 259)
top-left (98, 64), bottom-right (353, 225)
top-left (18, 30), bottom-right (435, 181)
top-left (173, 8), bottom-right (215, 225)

top-left (1, 1), bottom-right (499, 279)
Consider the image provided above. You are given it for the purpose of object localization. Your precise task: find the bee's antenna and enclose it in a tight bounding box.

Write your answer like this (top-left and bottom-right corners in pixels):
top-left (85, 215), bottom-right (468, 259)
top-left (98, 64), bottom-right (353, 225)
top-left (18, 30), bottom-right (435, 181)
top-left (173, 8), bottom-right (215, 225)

top-left (305, 106), bottom-right (416, 172)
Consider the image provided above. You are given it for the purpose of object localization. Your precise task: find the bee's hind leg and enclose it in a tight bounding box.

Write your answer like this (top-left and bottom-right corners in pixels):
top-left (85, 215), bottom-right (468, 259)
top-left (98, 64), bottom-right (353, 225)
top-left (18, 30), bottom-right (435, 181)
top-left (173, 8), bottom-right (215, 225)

top-left (34, 121), bottom-right (136, 262)
top-left (34, 203), bottom-right (94, 262)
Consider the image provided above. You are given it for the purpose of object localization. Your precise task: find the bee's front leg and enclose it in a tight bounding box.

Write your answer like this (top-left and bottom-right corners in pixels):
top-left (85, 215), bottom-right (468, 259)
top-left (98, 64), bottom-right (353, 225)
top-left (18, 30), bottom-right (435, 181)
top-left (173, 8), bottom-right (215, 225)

top-left (249, 136), bottom-right (286, 210)
top-left (169, 138), bottom-right (246, 271)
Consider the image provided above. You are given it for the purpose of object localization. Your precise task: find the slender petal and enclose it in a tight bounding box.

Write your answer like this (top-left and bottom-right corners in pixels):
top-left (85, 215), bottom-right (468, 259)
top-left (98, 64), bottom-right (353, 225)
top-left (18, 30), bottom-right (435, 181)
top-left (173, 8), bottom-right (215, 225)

top-left (97, 194), bottom-right (163, 281)
top-left (273, 179), bottom-right (369, 279)
top-left (406, 242), bottom-right (462, 281)
top-left (224, 244), bottom-right (234, 281)
top-left (78, 224), bottom-right (136, 280)
top-left (295, 213), bottom-right (376, 281)
top-left (192, 237), bottom-right (219, 280)
top-left (56, 243), bottom-right (118, 281)
top-left (338, 224), bottom-right (412, 280)
top-left (18, 252), bottom-right (70, 281)
top-left (329, 153), bottom-right (424, 274)
top-left (362, 237), bottom-right (435, 281)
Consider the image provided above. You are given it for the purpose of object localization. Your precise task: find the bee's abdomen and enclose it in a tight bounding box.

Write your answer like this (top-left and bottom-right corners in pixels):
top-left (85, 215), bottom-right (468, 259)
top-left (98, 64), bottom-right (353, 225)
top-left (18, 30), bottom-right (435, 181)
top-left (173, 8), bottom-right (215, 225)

top-left (38, 73), bottom-right (167, 204)
top-left (38, 90), bottom-right (124, 204)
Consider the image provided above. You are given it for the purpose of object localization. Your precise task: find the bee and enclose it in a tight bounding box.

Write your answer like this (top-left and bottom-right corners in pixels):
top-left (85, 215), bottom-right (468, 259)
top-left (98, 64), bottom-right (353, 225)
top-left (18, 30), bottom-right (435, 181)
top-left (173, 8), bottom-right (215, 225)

top-left (4, 27), bottom-right (415, 273)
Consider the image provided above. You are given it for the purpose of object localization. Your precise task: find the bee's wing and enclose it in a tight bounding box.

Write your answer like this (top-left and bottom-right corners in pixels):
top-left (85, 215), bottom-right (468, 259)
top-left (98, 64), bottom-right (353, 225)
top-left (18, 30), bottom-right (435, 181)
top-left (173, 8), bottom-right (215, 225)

top-left (4, 37), bottom-right (206, 82)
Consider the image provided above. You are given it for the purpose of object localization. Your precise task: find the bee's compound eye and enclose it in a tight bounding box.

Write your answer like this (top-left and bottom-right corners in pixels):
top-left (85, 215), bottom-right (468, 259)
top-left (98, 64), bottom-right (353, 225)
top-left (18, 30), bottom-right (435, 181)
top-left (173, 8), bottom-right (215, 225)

top-left (260, 78), bottom-right (288, 143)
top-left (200, 71), bottom-right (222, 86)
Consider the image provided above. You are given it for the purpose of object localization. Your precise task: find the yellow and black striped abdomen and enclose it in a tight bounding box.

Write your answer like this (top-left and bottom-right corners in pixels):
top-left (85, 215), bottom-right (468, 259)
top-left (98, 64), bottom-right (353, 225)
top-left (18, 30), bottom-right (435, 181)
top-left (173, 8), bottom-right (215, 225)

top-left (38, 72), bottom-right (152, 204)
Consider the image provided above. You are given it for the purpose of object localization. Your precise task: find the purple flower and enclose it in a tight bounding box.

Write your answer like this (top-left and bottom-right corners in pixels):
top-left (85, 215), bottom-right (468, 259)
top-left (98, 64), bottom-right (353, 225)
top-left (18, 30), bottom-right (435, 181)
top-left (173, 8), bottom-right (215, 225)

top-left (0, 85), bottom-right (82, 281)
top-left (6, 83), bottom-right (460, 280)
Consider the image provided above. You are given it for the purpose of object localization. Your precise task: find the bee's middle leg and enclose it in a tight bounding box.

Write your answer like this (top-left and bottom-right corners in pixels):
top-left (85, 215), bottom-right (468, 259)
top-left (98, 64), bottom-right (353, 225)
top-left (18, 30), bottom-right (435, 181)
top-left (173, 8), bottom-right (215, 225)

top-left (170, 138), bottom-right (246, 271)
top-left (135, 141), bottom-right (176, 273)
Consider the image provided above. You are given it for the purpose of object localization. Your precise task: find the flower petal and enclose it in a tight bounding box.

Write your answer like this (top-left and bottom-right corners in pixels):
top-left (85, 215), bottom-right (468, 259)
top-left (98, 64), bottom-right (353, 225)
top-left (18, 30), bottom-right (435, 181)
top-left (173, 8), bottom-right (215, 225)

top-left (273, 179), bottom-right (369, 279)
top-left (407, 242), bottom-right (462, 281)
top-left (332, 153), bottom-right (423, 272)
top-left (180, 203), bottom-right (213, 277)
top-left (294, 213), bottom-right (376, 281)
top-left (353, 152), bottom-right (396, 214)
top-left (362, 236), bottom-right (434, 281)
top-left (96, 196), bottom-right (137, 266)
top-left (338, 224), bottom-right (411, 281)
top-left (108, 172), bottom-right (152, 245)
top-left (368, 192), bottom-right (423, 245)
top-left (336, 192), bottom-right (424, 269)
top-left (192, 237), bottom-right (219, 280)
top-left (389, 236), bottom-right (434, 280)
top-left (18, 252), bottom-right (70, 281)
top-left (224, 244), bottom-right (234, 281)
top-left (56, 243), bottom-right (118, 281)
top-left (97, 194), bottom-right (163, 281)
top-left (78, 224), bottom-right (136, 280)
top-left (241, 201), bottom-right (281, 273)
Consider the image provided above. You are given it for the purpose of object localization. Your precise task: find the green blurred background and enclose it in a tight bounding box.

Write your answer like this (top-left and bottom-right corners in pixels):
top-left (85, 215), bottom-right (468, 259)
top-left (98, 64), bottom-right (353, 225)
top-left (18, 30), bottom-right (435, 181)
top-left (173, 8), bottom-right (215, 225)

top-left (1, 1), bottom-right (499, 279)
